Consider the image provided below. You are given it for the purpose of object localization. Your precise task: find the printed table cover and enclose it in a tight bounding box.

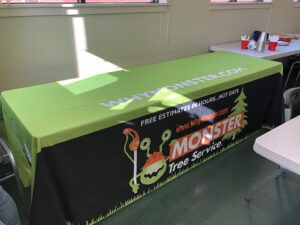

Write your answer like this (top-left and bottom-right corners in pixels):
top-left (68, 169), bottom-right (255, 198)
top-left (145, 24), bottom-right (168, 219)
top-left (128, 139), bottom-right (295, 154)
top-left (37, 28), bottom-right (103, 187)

top-left (0, 52), bottom-right (283, 225)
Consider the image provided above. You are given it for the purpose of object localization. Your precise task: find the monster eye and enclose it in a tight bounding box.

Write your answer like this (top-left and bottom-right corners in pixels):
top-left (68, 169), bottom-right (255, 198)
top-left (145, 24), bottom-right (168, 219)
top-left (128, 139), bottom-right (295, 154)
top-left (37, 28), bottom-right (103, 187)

top-left (161, 129), bottom-right (171, 141)
top-left (140, 138), bottom-right (151, 151)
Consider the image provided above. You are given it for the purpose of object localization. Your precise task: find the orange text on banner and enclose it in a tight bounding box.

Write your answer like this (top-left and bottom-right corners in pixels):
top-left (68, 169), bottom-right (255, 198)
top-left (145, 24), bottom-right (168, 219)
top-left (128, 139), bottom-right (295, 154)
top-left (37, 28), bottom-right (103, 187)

top-left (169, 112), bottom-right (244, 162)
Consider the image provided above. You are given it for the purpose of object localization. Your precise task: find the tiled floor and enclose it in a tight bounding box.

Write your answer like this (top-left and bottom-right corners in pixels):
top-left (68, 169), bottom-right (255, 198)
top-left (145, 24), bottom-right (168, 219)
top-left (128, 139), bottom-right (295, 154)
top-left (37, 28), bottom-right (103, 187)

top-left (2, 130), bottom-right (300, 225)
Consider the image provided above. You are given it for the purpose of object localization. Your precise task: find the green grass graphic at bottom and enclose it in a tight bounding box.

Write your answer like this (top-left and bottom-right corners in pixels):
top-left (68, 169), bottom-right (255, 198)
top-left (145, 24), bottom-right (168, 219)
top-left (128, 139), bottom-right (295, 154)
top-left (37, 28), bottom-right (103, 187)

top-left (66, 128), bottom-right (268, 225)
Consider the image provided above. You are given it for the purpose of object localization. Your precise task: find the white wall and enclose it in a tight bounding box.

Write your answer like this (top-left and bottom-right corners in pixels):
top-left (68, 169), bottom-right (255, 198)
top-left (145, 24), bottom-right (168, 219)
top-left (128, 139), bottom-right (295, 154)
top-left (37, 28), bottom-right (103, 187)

top-left (0, 0), bottom-right (299, 91)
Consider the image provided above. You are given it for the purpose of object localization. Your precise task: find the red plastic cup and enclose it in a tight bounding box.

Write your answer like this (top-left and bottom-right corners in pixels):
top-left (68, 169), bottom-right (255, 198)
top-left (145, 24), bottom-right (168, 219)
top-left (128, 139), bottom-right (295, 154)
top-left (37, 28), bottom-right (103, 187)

top-left (279, 37), bottom-right (291, 43)
top-left (268, 41), bottom-right (278, 51)
top-left (240, 40), bottom-right (249, 50)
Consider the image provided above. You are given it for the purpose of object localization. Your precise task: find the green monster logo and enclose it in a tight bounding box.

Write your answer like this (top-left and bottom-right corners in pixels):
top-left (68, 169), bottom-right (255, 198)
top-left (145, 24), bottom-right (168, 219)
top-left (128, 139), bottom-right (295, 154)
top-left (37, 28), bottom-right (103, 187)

top-left (123, 128), bottom-right (171, 193)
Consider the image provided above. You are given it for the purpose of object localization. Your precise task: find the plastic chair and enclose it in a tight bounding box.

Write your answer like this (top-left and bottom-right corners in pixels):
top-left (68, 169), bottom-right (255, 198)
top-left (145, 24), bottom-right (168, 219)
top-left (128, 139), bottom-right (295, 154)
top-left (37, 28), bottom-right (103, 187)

top-left (284, 61), bottom-right (300, 89)
top-left (284, 87), bottom-right (300, 119)
top-left (0, 137), bottom-right (27, 214)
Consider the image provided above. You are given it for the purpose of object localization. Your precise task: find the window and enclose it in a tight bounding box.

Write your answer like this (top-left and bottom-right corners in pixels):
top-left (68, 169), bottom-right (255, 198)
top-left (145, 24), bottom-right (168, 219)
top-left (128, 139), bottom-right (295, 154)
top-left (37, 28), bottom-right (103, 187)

top-left (209, 0), bottom-right (271, 10)
top-left (293, 0), bottom-right (300, 7)
top-left (0, 0), bottom-right (168, 17)
top-left (1, 0), bottom-right (157, 4)
top-left (210, 0), bottom-right (268, 3)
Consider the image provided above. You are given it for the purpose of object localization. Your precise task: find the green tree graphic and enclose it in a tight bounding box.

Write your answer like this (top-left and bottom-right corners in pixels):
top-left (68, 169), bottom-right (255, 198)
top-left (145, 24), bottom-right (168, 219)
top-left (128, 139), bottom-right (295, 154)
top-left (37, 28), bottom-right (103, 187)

top-left (223, 89), bottom-right (248, 140)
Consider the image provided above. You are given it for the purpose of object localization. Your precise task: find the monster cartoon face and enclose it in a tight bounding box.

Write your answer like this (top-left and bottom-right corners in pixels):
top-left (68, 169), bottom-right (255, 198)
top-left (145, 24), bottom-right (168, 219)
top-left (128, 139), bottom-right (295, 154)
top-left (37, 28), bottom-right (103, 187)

top-left (123, 129), bottom-right (171, 193)
top-left (140, 152), bottom-right (167, 185)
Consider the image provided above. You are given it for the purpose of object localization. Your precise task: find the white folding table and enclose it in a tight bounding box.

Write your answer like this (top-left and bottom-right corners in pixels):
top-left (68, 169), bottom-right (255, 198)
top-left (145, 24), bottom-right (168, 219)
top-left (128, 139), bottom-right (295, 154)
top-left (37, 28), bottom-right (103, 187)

top-left (246, 115), bottom-right (300, 200)
top-left (254, 115), bottom-right (300, 174)
top-left (210, 39), bottom-right (300, 60)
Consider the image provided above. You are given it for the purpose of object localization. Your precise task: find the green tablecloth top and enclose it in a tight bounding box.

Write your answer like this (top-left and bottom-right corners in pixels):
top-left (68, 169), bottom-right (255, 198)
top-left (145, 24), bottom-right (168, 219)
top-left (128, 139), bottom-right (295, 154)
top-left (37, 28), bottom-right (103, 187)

top-left (0, 51), bottom-right (282, 187)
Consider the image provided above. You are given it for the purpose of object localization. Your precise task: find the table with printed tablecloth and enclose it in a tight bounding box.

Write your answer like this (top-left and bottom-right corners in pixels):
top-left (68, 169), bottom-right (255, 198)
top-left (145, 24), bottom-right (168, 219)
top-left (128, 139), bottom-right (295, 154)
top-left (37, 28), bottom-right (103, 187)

top-left (0, 52), bottom-right (283, 225)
